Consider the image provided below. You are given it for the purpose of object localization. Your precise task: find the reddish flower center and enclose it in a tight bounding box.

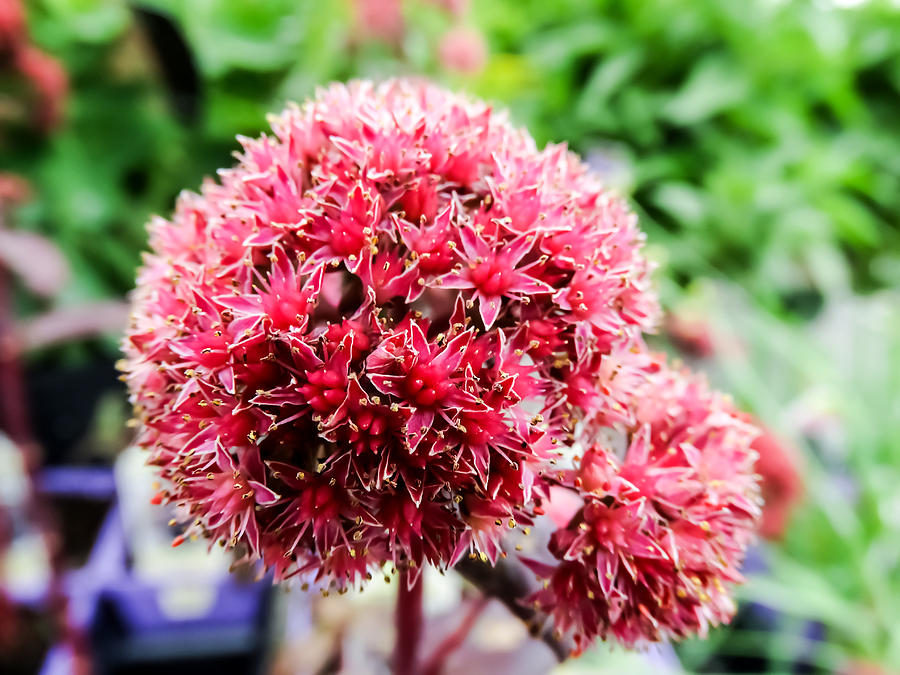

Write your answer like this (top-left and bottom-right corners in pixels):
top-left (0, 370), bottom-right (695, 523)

top-left (403, 362), bottom-right (453, 406)
top-left (262, 291), bottom-right (308, 331)
top-left (469, 259), bottom-right (510, 296)
top-left (415, 235), bottom-right (455, 275)
top-left (325, 321), bottom-right (371, 361)
top-left (332, 222), bottom-right (368, 257)
top-left (347, 408), bottom-right (391, 454)
top-left (300, 368), bottom-right (347, 413)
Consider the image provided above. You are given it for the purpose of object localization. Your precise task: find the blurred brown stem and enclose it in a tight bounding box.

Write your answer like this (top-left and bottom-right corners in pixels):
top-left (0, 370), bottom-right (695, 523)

top-left (454, 556), bottom-right (572, 662)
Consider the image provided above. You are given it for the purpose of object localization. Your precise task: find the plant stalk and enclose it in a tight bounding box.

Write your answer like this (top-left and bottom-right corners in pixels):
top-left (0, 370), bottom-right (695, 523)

top-left (394, 568), bottom-right (424, 675)
top-left (421, 594), bottom-right (489, 675)
top-left (455, 556), bottom-right (572, 662)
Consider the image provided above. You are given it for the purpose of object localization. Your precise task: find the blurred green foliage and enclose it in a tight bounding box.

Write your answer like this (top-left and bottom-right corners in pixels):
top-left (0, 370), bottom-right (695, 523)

top-left (471, 0), bottom-right (900, 316)
top-left (3, 0), bottom-right (450, 301)
top-left (5, 0), bottom-right (898, 315)
top-left (681, 284), bottom-right (900, 673)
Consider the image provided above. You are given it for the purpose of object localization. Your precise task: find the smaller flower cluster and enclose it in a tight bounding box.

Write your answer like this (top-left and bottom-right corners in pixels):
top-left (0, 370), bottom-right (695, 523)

top-left (526, 358), bottom-right (761, 651)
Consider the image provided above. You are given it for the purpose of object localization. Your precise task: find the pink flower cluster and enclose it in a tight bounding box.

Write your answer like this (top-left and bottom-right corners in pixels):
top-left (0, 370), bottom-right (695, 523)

top-left (122, 79), bottom-right (758, 650)
top-left (525, 359), bottom-right (760, 649)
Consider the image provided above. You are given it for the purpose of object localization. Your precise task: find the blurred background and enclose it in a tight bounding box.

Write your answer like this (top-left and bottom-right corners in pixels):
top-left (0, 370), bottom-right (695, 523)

top-left (1, 0), bottom-right (898, 673)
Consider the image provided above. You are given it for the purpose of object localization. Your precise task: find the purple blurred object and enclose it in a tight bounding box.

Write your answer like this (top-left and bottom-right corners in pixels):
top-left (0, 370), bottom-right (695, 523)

top-left (38, 467), bottom-right (274, 675)
top-left (39, 466), bottom-right (117, 501)
top-left (38, 645), bottom-right (76, 675)
top-left (714, 544), bottom-right (826, 674)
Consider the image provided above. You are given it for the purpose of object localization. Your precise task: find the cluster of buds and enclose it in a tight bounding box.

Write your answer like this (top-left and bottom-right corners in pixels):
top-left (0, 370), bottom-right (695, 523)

top-left (0, 0), bottom-right (67, 131)
top-left (122, 79), bottom-right (760, 652)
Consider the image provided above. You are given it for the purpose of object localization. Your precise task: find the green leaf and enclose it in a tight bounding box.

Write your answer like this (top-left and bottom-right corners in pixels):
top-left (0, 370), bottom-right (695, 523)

top-left (650, 182), bottom-right (707, 226)
top-left (41, 0), bottom-right (129, 43)
top-left (661, 55), bottom-right (749, 125)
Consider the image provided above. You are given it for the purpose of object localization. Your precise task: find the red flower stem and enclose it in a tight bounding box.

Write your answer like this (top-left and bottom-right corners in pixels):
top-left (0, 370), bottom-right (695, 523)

top-left (394, 568), bottom-right (424, 675)
top-left (0, 269), bottom-right (30, 446)
top-left (0, 208), bottom-right (91, 674)
top-left (421, 594), bottom-right (489, 675)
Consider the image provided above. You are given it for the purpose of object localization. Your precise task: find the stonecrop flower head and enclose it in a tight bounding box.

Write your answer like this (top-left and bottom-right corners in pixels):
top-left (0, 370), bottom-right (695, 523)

top-left (525, 357), bottom-right (761, 651)
top-left (122, 79), bottom-right (758, 652)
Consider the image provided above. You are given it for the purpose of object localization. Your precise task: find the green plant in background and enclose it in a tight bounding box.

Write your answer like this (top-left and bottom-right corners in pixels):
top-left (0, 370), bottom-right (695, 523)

top-left (4, 0), bottom-right (182, 301)
top-left (470, 0), bottom-right (900, 318)
top-left (671, 284), bottom-right (900, 673)
top-left (3, 0), bottom-right (464, 303)
top-left (7, 0), bottom-right (899, 316)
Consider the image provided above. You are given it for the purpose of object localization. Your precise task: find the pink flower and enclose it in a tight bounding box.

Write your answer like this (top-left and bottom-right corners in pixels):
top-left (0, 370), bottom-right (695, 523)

top-left (739, 415), bottom-right (803, 540)
top-left (121, 80), bottom-right (756, 651)
top-left (437, 225), bottom-right (553, 328)
top-left (663, 311), bottom-right (716, 358)
top-left (1, 0), bottom-right (67, 132)
top-left (526, 360), bottom-right (761, 651)
top-left (0, 0), bottom-right (25, 49)
top-left (0, 173), bottom-right (30, 205)
top-left (123, 80), bottom-right (656, 590)
top-left (426, 0), bottom-right (471, 17)
top-left (15, 45), bottom-right (67, 130)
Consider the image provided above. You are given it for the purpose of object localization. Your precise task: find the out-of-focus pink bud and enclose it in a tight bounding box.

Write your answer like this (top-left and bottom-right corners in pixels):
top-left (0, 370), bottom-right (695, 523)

top-left (746, 419), bottom-right (804, 540)
top-left (438, 26), bottom-right (487, 75)
top-left (15, 45), bottom-right (68, 131)
top-left (350, 0), bottom-right (405, 46)
top-left (0, 0), bottom-right (26, 50)
top-left (427, 0), bottom-right (471, 17)
top-left (0, 173), bottom-right (31, 206)
top-left (663, 311), bottom-right (715, 358)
